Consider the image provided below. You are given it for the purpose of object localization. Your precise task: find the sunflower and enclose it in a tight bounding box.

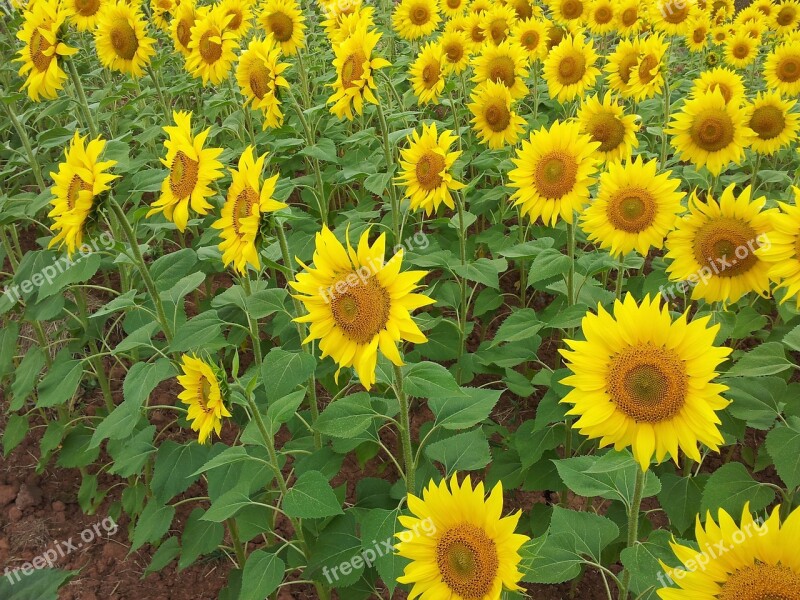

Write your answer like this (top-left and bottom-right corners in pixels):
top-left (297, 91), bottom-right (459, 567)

top-left (440, 0), bottom-right (466, 18)
top-left (177, 355), bottom-right (231, 445)
top-left (63, 0), bottom-right (104, 31)
top-left (561, 294), bottom-right (732, 470)
top-left (665, 185), bottom-right (774, 304)
top-left (471, 39), bottom-right (529, 99)
top-left (468, 80), bottom-right (526, 149)
top-left (548, 0), bottom-right (586, 25)
top-left (504, 0), bottom-right (539, 20)
top-left (480, 3), bottom-right (517, 44)
top-left (629, 34), bottom-right (669, 101)
top-left (48, 132), bottom-right (118, 256)
top-left (709, 0), bottom-right (734, 18)
top-left (606, 37), bottom-right (640, 96)
top-left (758, 188), bottom-right (800, 307)
top-left (742, 18), bottom-right (766, 41)
top-left (543, 33), bottom-right (600, 102)
top-left (685, 13), bottom-right (710, 52)
top-left (397, 123), bottom-right (464, 215)
top-left (691, 67), bottom-right (745, 105)
top-left (440, 30), bottom-right (470, 73)
top-left (509, 120), bottom-right (600, 226)
top-left (464, 12), bottom-right (488, 49)
top-left (212, 146), bottom-right (286, 274)
top-left (410, 42), bottom-right (445, 104)
top-left (577, 92), bottom-right (639, 163)
top-left (236, 36), bottom-right (289, 129)
top-left (615, 0), bottom-right (642, 35)
top-left (291, 227), bottom-right (433, 390)
top-left (650, 0), bottom-right (698, 35)
top-left (323, 5), bottom-right (375, 44)
top-left (186, 8), bottom-right (238, 84)
top-left (218, 0), bottom-right (254, 38)
top-left (657, 505), bottom-right (800, 600)
top-left (710, 24), bottom-right (731, 45)
top-left (511, 17), bottom-right (548, 62)
top-left (172, 3), bottom-right (206, 58)
top-left (745, 91), bottom-right (799, 155)
top-left (147, 111), bottom-right (224, 232)
top-left (258, 0), bottom-right (305, 55)
top-left (667, 88), bottom-right (753, 176)
top-left (469, 0), bottom-right (492, 14)
top-left (150, 0), bottom-right (174, 31)
top-left (327, 25), bottom-right (390, 120)
top-left (765, 41), bottom-right (800, 96)
top-left (393, 0), bottom-right (441, 40)
top-left (774, 0), bottom-right (800, 33)
top-left (94, 1), bottom-right (156, 78)
top-left (753, 0), bottom-right (776, 19)
top-left (15, 0), bottom-right (76, 102)
top-left (587, 0), bottom-right (615, 33)
top-left (395, 475), bottom-right (529, 599)
top-left (580, 157), bottom-right (684, 257)
top-left (545, 18), bottom-right (569, 51)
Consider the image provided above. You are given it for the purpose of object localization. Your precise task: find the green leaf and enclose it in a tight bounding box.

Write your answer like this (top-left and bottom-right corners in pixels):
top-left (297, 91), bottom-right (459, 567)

top-left (282, 471), bottom-right (343, 519)
top-left (725, 376), bottom-right (786, 430)
top-left (0, 567), bottom-right (77, 600)
top-left (783, 324), bottom-right (800, 352)
top-left (619, 530), bottom-right (678, 600)
top-left (3, 414), bottom-right (29, 457)
top-left (107, 425), bottom-right (156, 477)
top-left (179, 509), bottom-right (224, 571)
top-left (425, 429), bottom-right (491, 473)
top-left (36, 354), bottom-right (82, 408)
top-left (0, 321), bottom-right (20, 379)
top-left (429, 388), bottom-right (502, 430)
top-left (725, 342), bottom-right (791, 377)
top-left (528, 249), bottom-right (571, 284)
top-left (150, 249), bottom-right (198, 291)
top-left (766, 417), bottom-right (800, 489)
top-left (202, 490), bottom-right (255, 522)
top-left (700, 462), bottom-right (775, 517)
top-left (131, 503), bottom-right (175, 552)
top-left (10, 347), bottom-right (45, 411)
top-left (170, 311), bottom-right (226, 353)
top-left (164, 272), bottom-right (206, 303)
top-left (315, 393), bottom-right (376, 439)
top-left (239, 550), bottom-right (285, 600)
top-left (402, 362), bottom-right (463, 399)
top-left (151, 441), bottom-right (211, 504)
top-left (260, 348), bottom-right (316, 402)
top-left (514, 422), bottom-right (561, 470)
top-left (144, 537), bottom-right (181, 576)
top-left (491, 309), bottom-right (544, 346)
top-left (657, 473), bottom-right (708, 535)
top-left (306, 514), bottom-right (364, 588)
top-left (360, 508), bottom-right (406, 595)
top-left (452, 258), bottom-right (507, 289)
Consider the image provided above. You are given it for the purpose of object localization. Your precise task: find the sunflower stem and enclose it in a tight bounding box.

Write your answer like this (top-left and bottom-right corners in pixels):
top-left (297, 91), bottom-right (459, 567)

top-left (145, 64), bottom-right (171, 123)
top-left (660, 71), bottom-right (671, 168)
top-left (750, 153), bottom-right (762, 193)
top-left (615, 259), bottom-right (625, 300)
top-left (393, 363), bottom-right (415, 495)
top-left (66, 59), bottom-right (99, 139)
top-left (619, 467), bottom-right (646, 600)
top-left (566, 221), bottom-right (576, 306)
top-left (286, 88), bottom-right (327, 225)
top-left (376, 97), bottom-right (403, 246)
top-left (447, 88), bottom-right (463, 154)
top-left (241, 275), bottom-right (263, 366)
top-left (2, 100), bottom-right (47, 192)
top-left (455, 190), bottom-right (469, 384)
top-left (226, 518), bottom-right (247, 566)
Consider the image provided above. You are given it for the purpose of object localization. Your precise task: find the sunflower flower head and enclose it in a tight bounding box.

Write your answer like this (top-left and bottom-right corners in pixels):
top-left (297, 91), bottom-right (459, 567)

top-left (236, 35), bottom-right (290, 129)
top-left (94, 0), bottom-right (156, 78)
top-left (177, 355), bottom-right (231, 445)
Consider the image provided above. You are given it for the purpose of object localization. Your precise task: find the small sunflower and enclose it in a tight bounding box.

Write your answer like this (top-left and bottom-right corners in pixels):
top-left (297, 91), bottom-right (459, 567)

top-left (94, 1), bottom-right (156, 78)
top-left (392, 0), bottom-right (441, 40)
top-left (468, 80), bottom-right (526, 149)
top-left (665, 185), bottom-right (775, 304)
top-left (440, 30), bottom-right (470, 74)
top-left (218, 0), bottom-right (254, 38)
top-left (236, 36), bottom-right (289, 130)
top-left (471, 39), bottom-right (529, 99)
top-left (629, 34), bottom-right (669, 101)
top-left (63, 0), bottom-right (104, 31)
top-left (650, 0), bottom-right (698, 35)
top-left (544, 18), bottom-right (569, 51)
top-left (561, 294), bottom-right (732, 470)
top-left (172, 2), bottom-right (206, 57)
top-left (480, 2), bottom-right (518, 44)
top-left (212, 146), bottom-right (287, 274)
top-left (580, 157), bottom-right (684, 257)
top-left (291, 227), bottom-right (434, 390)
top-left (615, 0), bottom-right (642, 35)
top-left (745, 91), bottom-right (799, 155)
top-left (724, 31), bottom-right (759, 68)
top-left (258, 0), bottom-right (306, 55)
top-left (577, 92), bottom-right (640, 163)
top-left (177, 355), bottom-right (231, 445)
top-left (463, 12), bottom-right (488, 50)
top-left (606, 37), bottom-right (640, 97)
top-left (774, 0), bottom-right (800, 33)
top-left (587, 0), bottom-right (615, 33)
top-left (395, 475), bottom-right (529, 599)
top-left (410, 42), bottom-right (445, 104)
top-left (548, 0), bottom-right (586, 25)
top-left (765, 41), bottom-right (800, 97)
top-left (48, 132), bottom-right (118, 256)
top-left (543, 32), bottom-right (600, 102)
top-left (691, 67), bottom-right (745, 105)
top-left (186, 8), bottom-right (239, 85)
top-left (150, 0), bottom-right (174, 31)
top-left (397, 123), bottom-right (464, 215)
top-left (147, 111), bottom-right (224, 232)
top-left (710, 24), bottom-right (731, 45)
top-left (511, 17), bottom-right (548, 62)
top-left (758, 188), bottom-right (800, 308)
top-left (685, 13), bottom-right (711, 52)
top-left (509, 120), bottom-right (600, 226)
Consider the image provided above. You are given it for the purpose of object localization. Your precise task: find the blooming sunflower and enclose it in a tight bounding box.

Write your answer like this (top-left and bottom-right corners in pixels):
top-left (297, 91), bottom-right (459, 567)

top-left (765, 41), bottom-right (800, 96)
top-left (212, 146), bottom-right (287, 274)
top-left (468, 80), bottom-right (526, 149)
top-left (480, 2), bottom-right (517, 44)
top-left (395, 475), bottom-right (529, 599)
top-left (322, 2), bottom-right (375, 43)
top-left (548, 0), bottom-right (586, 25)
top-left (471, 39), bottom-right (529, 99)
top-left (392, 0), bottom-right (441, 40)
top-left (774, 0), bottom-right (800, 33)
top-left (218, 0), bottom-right (254, 38)
top-left (397, 123), bottom-right (464, 215)
top-left (440, 0), bottom-right (466, 18)
top-left (665, 185), bottom-right (774, 304)
top-left (410, 42), bottom-right (445, 104)
top-left (685, 13), bottom-right (711, 52)
top-left (15, 0), bottom-right (76, 101)
top-left (177, 355), bottom-right (231, 445)
top-left (576, 92), bottom-right (640, 163)
top-left (327, 25), bottom-right (390, 120)
top-left (236, 36), bottom-right (289, 129)
top-left (587, 0), bottom-right (615, 33)
top-left (629, 34), bottom-right (669, 101)
top-left (147, 111), bottom-right (224, 232)
top-left (511, 17), bottom-right (548, 62)
top-left (650, 0), bottom-right (698, 35)
top-left (543, 32), bottom-right (600, 102)
top-left (561, 294), bottom-right (732, 470)
top-left (48, 132), bottom-right (118, 256)
top-left (172, 2), bottom-right (205, 57)
top-left (509, 120), bottom-right (600, 226)
top-left (440, 30), bottom-right (470, 74)
top-left (724, 30), bottom-right (759, 68)
top-left (505, 0), bottom-right (539, 20)
top-left (657, 504), bottom-right (800, 600)
top-left (258, 0), bottom-right (305, 55)
top-left (615, 0), bottom-right (642, 35)
top-left (745, 91), bottom-right (799, 155)
top-left (150, 0), bottom-right (174, 31)
top-left (580, 157), bottom-right (684, 257)
top-left (469, 0), bottom-right (492, 14)
top-left (291, 227), bottom-right (434, 390)
top-left (63, 0), bottom-right (104, 31)
top-left (758, 188), bottom-right (800, 307)
top-left (186, 8), bottom-right (239, 85)
top-left (691, 67), bottom-right (745, 105)
top-left (463, 12), bottom-right (488, 50)
top-left (605, 37), bottom-right (640, 97)
top-left (94, 1), bottom-right (155, 78)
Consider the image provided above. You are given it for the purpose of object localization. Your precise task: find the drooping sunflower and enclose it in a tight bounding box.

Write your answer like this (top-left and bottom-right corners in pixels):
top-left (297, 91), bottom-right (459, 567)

top-left (480, 2), bottom-right (518, 44)
top-left (543, 32), bottom-right (600, 102)
top-left (576, 92), bottom-right (640, 163)
top-left (63, 0), bottom-right (104, 31)
top-left (724, 30), bottom-right (759, 68)
top-left (685, 13), bottom-right (711, 52)
top-left (258, 0), bottom-right (306, 55)
top-left (172, 2), bottom-right (205, 57)
top-left (471, 39), bottom-right (529, 99)
top-left (48, 132), bottom-right (118, 256)
top-left (745, 91), bottom-right (799, 155)
top-left (758, 188), bottom-right (800, 308)
top-left (509, 120), bottom-right (601, 226)
top-left (657, 505), bottom-right (800, 600)
top-left (439, 30), bottom-right (471, 74)
top-left (212, 146), bottom-right (287, 274)
top-left (587, 0), bottom-right (615, 33)
top-left (392, 0), bottom-right (441, 40)
top-left (691, 67), bottom-right (745, 105)
top-left (395, 475), bottom-right (529, 599)
top-left (629, 34), bottom-right (669, 101)
top-left (511, 17), bottom-right (548, 62)
top-left (236, 36), bottom-right (289, 129)
top-left (327, 25), bottom-right (390, 120)
top-left (774, 0), bottom-right (800, 33)
top-left (548, 0), bottom-right (586, 25)
top-left (218, 0), bottom-right (254, 38)
top-left (177, 355), bottom-right (231, 445)
top-left (94, 1), bottom-right (156, 78)
top-left (561, 294), bottom-right (732, 470)
top-left (291, 227), bottom-right (434, 390)
top-left (15, 0), bottom-right (76, 101)
top-left (580, 157), bottom-right (684, 257)
top-left (468, 80), bottom-right (526, 149)
top-left (615, 0), bottom-right (642, 35)
top-left (665, 185), bottom-right (775, 304)
top-left (605, 37), bottom-right (640, 96)
top-left (186, 8), bottom-right (239, 85)
top-left (397, 123), bottom-right (464, 215)
top-left (147, 111), bottom-right (224, 232)
top-left (765, 41), bottom-right (800, 97)
top-left (410, 42), bottom-right (445, 104)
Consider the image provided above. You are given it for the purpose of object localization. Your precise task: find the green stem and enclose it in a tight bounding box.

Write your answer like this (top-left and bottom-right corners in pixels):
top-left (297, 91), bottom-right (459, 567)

top-left (74, 290), bottom-right (114, 411)
top-left (66, 59), bottom-right (99, 139)
top-left (376, 98), bottom-right (402, 245)
top-left (2, 101), bottom-right (47, 192)
top-left (619, 467), bottom-right (646, 600)
top-left (566, 222), bottom-right (576, 306)
top-left (227, 518), bottom-right (247, 566)
top-left (455, 191), bottom-right (469, 384)
top-left (241, 276), bottom-right (263, 365)
top-left (393, 363), bottom-right (415, 495)
top-left (145, 64), bottom-right (171, 122)
top-left (286, 88), bottom-right (327, 225)
top-left (615, 260), bottom-right (625, 300)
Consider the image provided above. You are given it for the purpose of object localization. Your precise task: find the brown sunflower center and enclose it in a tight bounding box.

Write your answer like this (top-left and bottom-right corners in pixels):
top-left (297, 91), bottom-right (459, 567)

top-left (777, 56), bottom-right (800, 83)
top-left (621, 7), bottom-right (638, 26)
top-left (415, 151), bottom-right (446, 190)
top-left (618, 53), bottom-right (639, 84)
top-left (233, 186), bottom-right (258, 235)
top-left (608, 344), bottom-right (687, 423)
top-left (470, 24), bottom-right (486, 43)
top-left (606, 188), bottom-right (657, 232)
top-left (489, 19), bottom-right (508, 43)
top-left (561, 0), bottom-right (583, 20)
top-left (547, 26), bottom-right (566, 50)
top-left (66, 175), bottom-right (92, 210)
top-left (177, 18), bottom-right (193, 49)
top-left (444, 40), bottom-right (464, 62)
top-left (708, 81), bottom-right (734, 104)
top-left (558, 53), bottom-right (587, 85)
top-left (110, 20), bottom-right (139, 61)
top-left (487, 55), bottom-right (516, 87)
top-left (197, 376), bottom-right (213, 413)
top-left (329, 275), bottom-right (390, 344)
top-left (690, 108), bottom-right (735, 152)
top-left (199, 30), bottom-right (222, 63)
top-left (250, 64), bottom-right (271, 99)
top-left (485, 102), bottom-right (511, 132)
top-left (75, 0), bottom-right (100, 16)
top-left (777, 6), bottom-right (797, 26)
top-left (267, 11), bottom-right (294, 41)
top-left (169, 151), bottom-right (200, 198)
top-left (750, 105), bottom-right (786, 140)
top-left (637, 54), bottom-right (659, 85)
top-left (693, 27), bottom-right (707, 43)
top-left (422, 61), bottom-right (440, 87)
top-left (534, 151), bottom-right (578, 199)
top-left (511, 0), bottom-right (532, 19)
top-left (719, 563), bottom-right (800, 600)
top-left (594, 6), bottom-right (613, 23)
top-left (586, 112), bottom-right (626, 152)
top-left (29, 29), bottom-right (52, 72)
top-left (410, 3), bottom-right (431, 25)
top-left (693, 216), bottom-right (759, 277)
top-left (341, 51), bottom-right (365, 88)
top-left (436, 524), bottom-right (499, 599)
top-left (520, 30), bottom-right (540, 51)
top-left (225, 9), bottom-right (243, 30)
top-left (664, 2), bottom-right (690, 23)
top-left (733, 43), bottom-right (750, 59)
top-left (447, 0), bottom-right (461, 8)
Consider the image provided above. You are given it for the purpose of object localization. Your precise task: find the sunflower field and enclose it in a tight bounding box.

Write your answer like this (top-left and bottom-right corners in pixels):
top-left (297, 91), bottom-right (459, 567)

top-left (3, 0), bottom-right (800, 597)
